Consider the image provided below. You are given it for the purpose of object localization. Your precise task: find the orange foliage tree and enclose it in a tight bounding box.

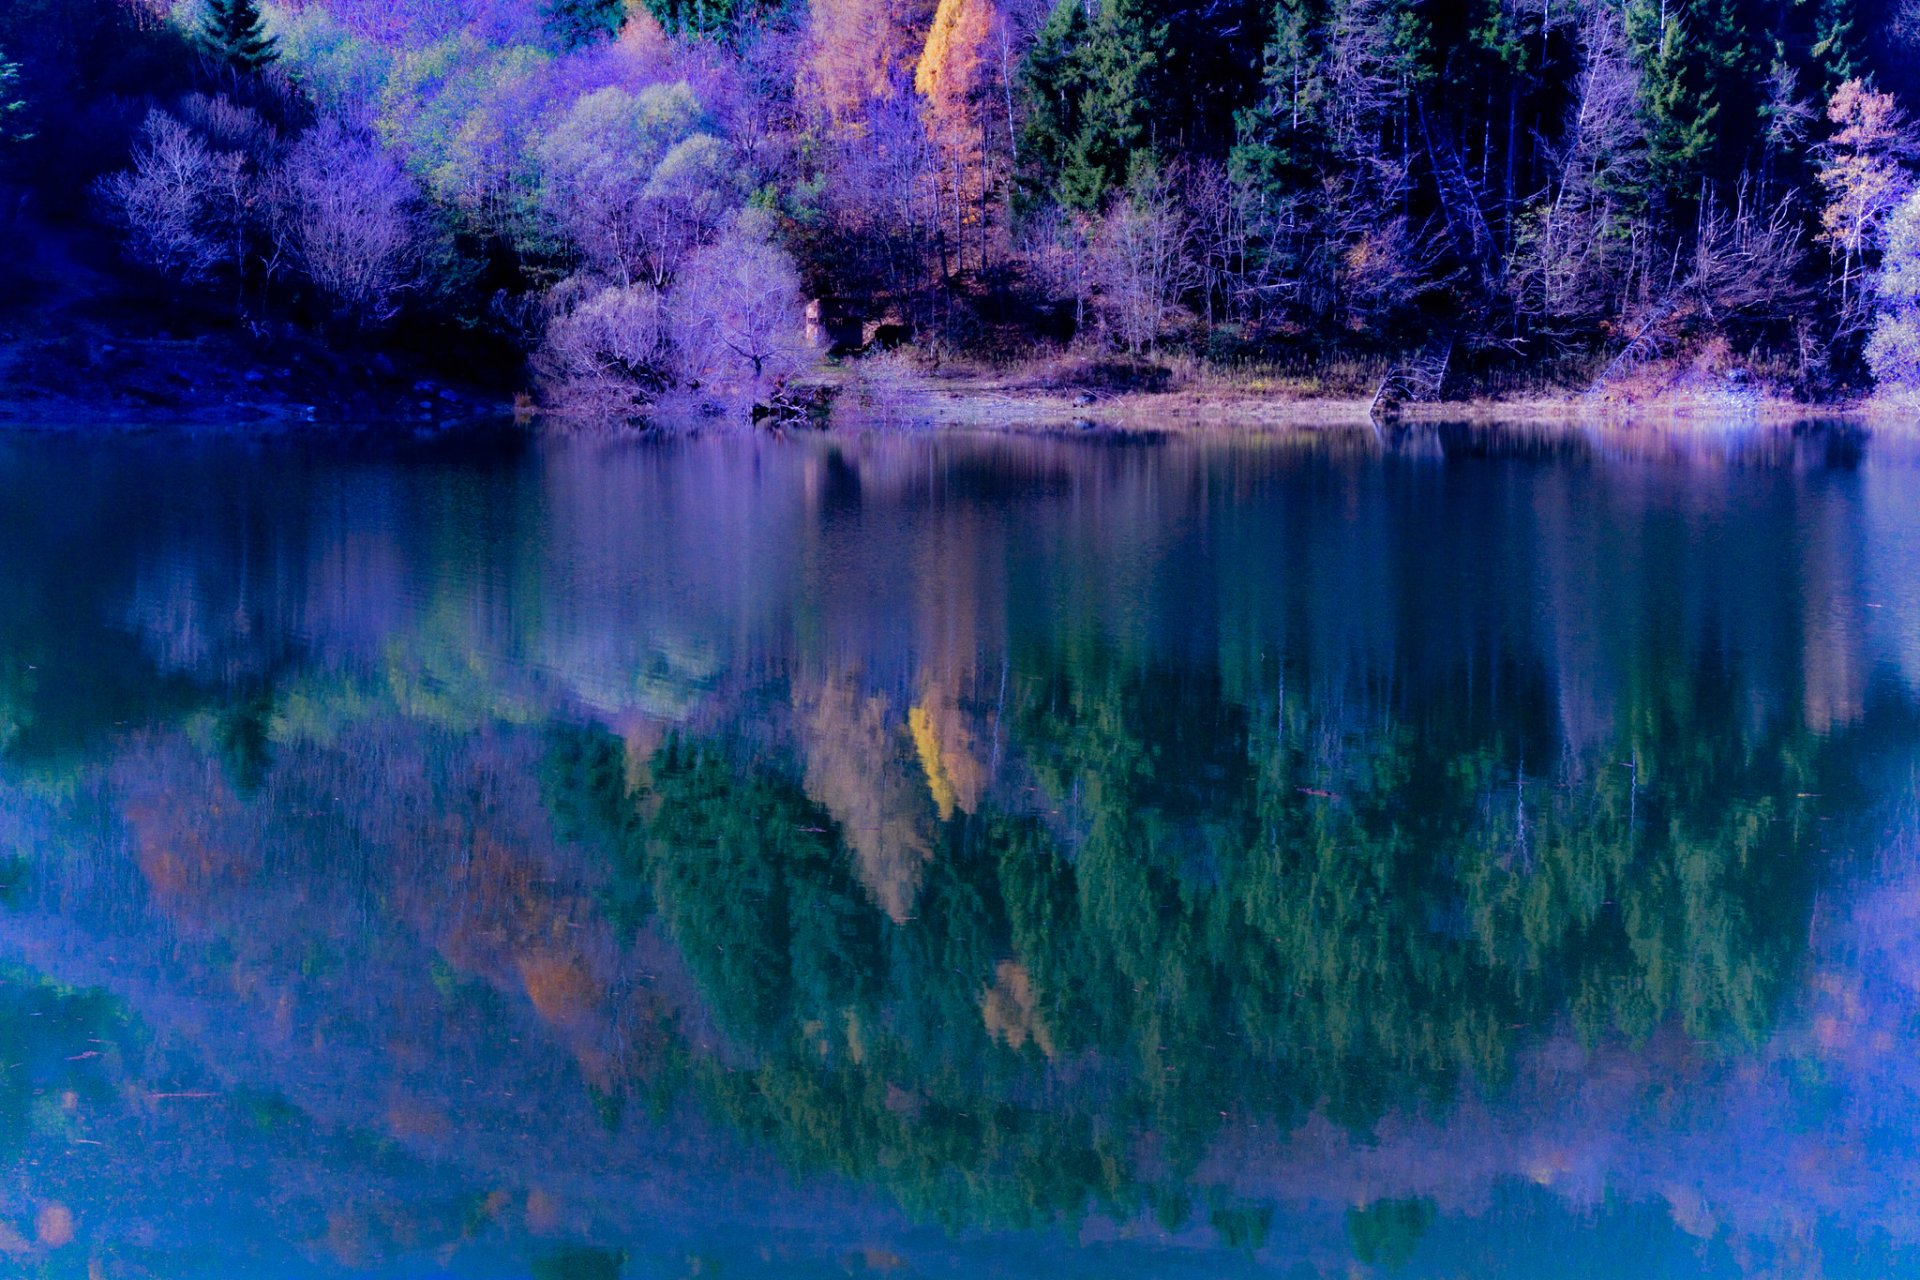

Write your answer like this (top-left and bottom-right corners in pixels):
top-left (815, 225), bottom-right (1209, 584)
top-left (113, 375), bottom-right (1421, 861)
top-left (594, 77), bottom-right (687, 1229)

top-left (804, 0), bottom-right (937, 128)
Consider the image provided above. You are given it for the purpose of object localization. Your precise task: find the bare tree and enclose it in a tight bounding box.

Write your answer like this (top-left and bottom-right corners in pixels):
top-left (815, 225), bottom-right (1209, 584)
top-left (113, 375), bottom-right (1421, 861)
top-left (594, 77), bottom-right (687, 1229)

top-left (1592, 182), bottom-right (1808, 391)
top-left (1022, 203), bottom-right (1095, 335)
top-left (1089, 163), bottom-right (1198, 355)
top-left (824, 80), bottom-right (943, 314)
top-left (278, 120), bottom-right (432, 325)
top-left (176, 92), bottom-right (278, 160)
top-left (1508, 1), bottom-right (1650, 337)
top-left (97, 110), bottom-right (229, 283)
top-left (670, 218), bottom-right (814, 397)
top-left (539, 274), bottom-right (672, 402)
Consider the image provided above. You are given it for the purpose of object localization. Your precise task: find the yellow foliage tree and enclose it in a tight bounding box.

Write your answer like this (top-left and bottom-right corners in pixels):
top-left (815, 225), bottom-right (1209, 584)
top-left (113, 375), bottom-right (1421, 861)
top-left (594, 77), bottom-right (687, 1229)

top-left (914, 0), bottom-right (1005, 271)
top-left (915, 0), bottom-right (996, 125)
top-left (1817, 79), bottom-right (1917, 316)
top-left (806, 0), bottom-right (938, 127)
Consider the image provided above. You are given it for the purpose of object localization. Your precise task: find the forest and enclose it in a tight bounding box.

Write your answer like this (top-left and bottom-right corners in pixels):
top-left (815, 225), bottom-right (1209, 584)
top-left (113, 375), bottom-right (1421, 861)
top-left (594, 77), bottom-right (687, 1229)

top-left (6, 0), bottom-right (1920, 414)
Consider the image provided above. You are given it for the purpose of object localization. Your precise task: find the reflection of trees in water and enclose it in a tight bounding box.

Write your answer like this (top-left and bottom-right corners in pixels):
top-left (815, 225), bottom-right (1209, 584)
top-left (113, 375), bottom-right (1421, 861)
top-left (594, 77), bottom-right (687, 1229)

top-left (538, 635), bottom-right (1862, 1237)
top-left (2, 430), bottom-right (1918, 1262)
top-left (4, 640), bottom-right (1860, 1248)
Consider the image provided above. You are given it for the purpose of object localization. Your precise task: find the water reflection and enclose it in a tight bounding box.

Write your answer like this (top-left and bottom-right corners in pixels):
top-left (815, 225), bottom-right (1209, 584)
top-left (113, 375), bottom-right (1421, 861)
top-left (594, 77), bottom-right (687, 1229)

top-left (1, 424), bottom-right (1919, 1277)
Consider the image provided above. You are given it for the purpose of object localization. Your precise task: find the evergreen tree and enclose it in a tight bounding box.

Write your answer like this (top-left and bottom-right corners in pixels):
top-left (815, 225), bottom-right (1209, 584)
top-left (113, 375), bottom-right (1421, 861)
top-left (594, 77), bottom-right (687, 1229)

top-left (200, 0), bottom-right (278, 73)
top-left (1063, 0), bottom-right (1167, 208)
top-left (1811, 0), bottom-right (1861, 88)
top-left (1017, 0), bottom-right (1089, 205)
top-left (1019, 0), bottom-right (1170, 210)
top-left (1622, 0), bottom-right (1764, 212)
top-left (1625, 0), bottom-right (1718, 210)
top-left (1228, 0), bottom-right (1326, 196)
top-left (544, 0), bottom-right (627, 48)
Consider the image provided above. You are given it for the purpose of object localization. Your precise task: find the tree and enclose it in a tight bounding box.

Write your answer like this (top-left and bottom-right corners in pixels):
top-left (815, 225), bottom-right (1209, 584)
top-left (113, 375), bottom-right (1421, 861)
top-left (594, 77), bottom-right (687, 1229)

top-left (533, 82), bottom-right (735, 288)
top-left (1224, 0), bottom-right (1423, 332)
top-left (278, 120), bottom-right (432, 325)
top-left (915, 0), bottom-right (1005, 270)
top-left (1019, 0), bottom-right (1169, 210)
top-left (640, 0), bottom-right (764, 38)
top-left (1622, 0), bottom-right (1761, 213)
top-left (670, 218), bottom-right (813, 395)
top-left (1229, 0), bottom-right (1327, 198)
top-left (1816, 79), bottom-right (1917, 325)
top-left (806, 0), bottom-right (938, 127)
top-left (544, 0), bottom-right (626, 48)
top-left (96, 109), bottom-right (228, 282)
top-left (1866, 189), bottom-right (1920, 397)
top-left (1811, 0), bottom-right (1861, 88)
top-left (1507, 1), bottom-right (1651, 336)
top-left (1090, 160), bottom-right (1196, 352)
top-left (1015, 0), bottom-right (1086, 202)
top-left (539, 276), bottom-right (672, 401)
top-left (201, 0), bottom-right (279, 73)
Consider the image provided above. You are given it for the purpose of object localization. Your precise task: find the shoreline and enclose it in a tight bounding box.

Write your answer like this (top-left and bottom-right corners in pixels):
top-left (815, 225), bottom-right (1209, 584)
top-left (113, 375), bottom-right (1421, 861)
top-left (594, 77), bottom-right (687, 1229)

top-left (0, 310), bottom-right (1883, 438)
top-left (0, 230), bottom-right (1880, 437)
top-left (820, 365), bottom-right (1872, 433)
top-left (0, 378), bottom-right (1878, 436)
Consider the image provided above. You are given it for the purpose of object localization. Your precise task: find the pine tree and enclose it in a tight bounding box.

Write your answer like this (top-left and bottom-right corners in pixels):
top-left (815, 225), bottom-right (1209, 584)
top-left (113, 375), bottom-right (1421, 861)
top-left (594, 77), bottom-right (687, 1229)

top-left (1018, 0), bottom-right (1090, 204)
top-left (1811, 0), bottom-right (1861, 88)
top-left (1064, 0), bottom-right (1168, 208)
top-left (1622, 0), bottom-right (1763, 213)
top-left (201, 0), bottom-right (278, 73)
top-left (1228, 0), bottom-right (1326, 196)
top-left (1019, 0), bottom-right (1169, 209)
top-left (545, 0), bottom-right (627, 47)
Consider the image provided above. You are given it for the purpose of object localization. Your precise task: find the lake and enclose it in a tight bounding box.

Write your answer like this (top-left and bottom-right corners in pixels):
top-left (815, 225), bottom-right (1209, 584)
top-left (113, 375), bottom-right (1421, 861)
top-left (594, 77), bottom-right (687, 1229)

top-left (0, 421), bottom-right (1915, 1278)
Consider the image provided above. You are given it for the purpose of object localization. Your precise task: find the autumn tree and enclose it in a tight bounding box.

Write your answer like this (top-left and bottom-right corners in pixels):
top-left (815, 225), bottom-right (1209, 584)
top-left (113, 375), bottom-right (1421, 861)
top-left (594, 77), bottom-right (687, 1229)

top-left (915, 0), bottom-right (1006, 270)
top-left (805, 0), bottom-right (937, 127)
top-left (1816, 78), bottom-right (1918, 328)
top-left (670, 216), bottom-right (814, 396)
top-left (1866, 189), bottom-right (1920, 396)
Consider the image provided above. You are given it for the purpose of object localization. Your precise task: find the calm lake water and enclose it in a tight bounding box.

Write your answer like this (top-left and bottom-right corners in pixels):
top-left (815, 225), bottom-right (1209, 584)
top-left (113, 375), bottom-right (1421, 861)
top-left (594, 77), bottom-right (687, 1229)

top-left (1, 421), bottom-right (1917, 1278)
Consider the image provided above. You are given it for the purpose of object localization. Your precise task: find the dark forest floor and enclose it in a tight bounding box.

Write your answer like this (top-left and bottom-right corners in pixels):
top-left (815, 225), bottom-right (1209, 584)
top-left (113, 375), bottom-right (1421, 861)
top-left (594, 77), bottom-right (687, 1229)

top-left (0, 216), bottom-right (513, 431)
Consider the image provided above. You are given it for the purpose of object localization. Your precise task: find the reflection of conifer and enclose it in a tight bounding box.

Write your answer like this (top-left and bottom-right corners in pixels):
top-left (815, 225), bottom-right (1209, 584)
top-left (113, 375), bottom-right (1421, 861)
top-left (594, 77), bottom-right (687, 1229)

top-left (202, 0), bottom-right (279, 73)
top-left (0, 48), bottom-right (30, 145)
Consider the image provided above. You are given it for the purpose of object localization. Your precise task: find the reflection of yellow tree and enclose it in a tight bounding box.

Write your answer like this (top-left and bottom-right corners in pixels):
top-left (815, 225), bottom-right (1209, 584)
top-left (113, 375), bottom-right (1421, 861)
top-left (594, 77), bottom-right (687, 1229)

top-left (906, 510), bottom-right (997, 819)
top-left (909, 699), bottom-right (985, 819)
top-left (980, 958), bottom-right (1053, 1055)
top-left (796, 675), bottom-right (935, 923)
top-left (1799, 498), bottom-right (1866, 735)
